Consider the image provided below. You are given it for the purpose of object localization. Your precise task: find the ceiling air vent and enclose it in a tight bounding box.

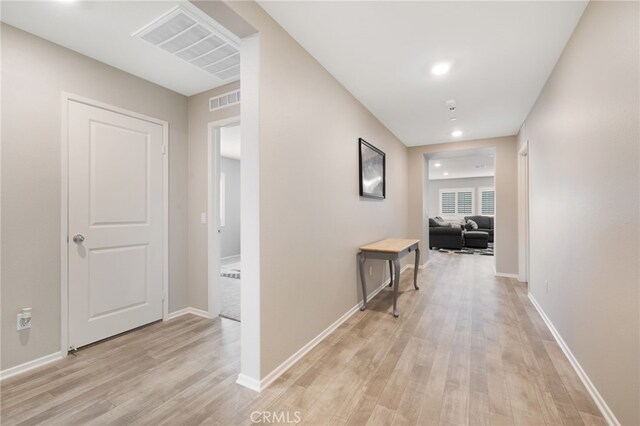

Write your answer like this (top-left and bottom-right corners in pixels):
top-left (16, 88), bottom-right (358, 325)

top-left (133, 6), bottom-right (240, 82)
top-left (210, 89), bottom-right (241, 112)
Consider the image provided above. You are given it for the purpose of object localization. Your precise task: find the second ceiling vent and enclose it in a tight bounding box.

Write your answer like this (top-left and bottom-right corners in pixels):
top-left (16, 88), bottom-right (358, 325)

top-left (133, 6), bottom-right (240, 82)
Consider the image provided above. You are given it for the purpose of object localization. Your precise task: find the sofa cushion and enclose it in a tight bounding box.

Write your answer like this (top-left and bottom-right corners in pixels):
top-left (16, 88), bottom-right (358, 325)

top-left (432, 217), bottom-right (452, 227)
top-left (430, 226), bottom-right (462, 236)
top-left (464, 215), bottom-right (493, 230)
top-left (464, 219), bottom-right (478, 230)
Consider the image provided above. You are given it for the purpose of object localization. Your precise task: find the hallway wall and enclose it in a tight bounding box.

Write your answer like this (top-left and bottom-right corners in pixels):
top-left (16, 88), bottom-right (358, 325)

top-left (0, 24), bottom-right (190, 371)
top-left (519, 2), bottom-right (639, 424)
top-left (220, 1), bottom-right (411, 378)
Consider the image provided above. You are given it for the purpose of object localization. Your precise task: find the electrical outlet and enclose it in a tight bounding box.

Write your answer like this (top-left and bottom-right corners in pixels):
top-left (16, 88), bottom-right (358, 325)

top-left (369, 266), bottom-right (373, 276)
top-left (16, 314), bottom-right (31, 331)
top-left (200, 212), bottom-right (207, 224)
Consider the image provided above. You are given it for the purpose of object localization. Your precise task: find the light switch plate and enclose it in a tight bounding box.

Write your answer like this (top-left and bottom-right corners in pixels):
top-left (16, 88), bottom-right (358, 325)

top-left (16, 314), bottom-right (31, 331)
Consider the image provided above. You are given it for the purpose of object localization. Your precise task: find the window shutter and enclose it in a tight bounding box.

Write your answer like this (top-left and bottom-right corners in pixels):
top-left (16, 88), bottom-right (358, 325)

top-left (457, 191), bottom-right (473, 215)
top-left (441, 192), bottom-right (456, 215)
top-left (480, 188), bottom-right (495, 215)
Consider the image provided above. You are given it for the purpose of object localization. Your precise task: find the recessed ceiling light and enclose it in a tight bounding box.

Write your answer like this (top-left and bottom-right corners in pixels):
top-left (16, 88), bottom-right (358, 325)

top-left (451, 130), bottom-right (463, 137)
top-left (450, 117), bottom-right (457, 121)
top-left (434, 163), bottom-right (441, 167)
top-left (443, 172), bottom-right (449, 176)
top-left (431, 62), bottom-right (450, 76)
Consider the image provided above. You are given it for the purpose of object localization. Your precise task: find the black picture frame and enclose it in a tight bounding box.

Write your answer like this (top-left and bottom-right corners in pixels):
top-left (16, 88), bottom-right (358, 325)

top-left (359, 138), bottom-right (386, 199)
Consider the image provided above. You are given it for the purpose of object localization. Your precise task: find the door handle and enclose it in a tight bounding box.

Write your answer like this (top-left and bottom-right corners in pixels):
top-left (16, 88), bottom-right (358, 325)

top-left (73, 234), bottom-right (85, 244)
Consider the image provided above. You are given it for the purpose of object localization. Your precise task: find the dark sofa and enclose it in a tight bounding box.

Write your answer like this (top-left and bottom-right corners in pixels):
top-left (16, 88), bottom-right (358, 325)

top-left (429, 218), bottom-right (463, 249)
top-left (464, 215), bottom-right (494, 242)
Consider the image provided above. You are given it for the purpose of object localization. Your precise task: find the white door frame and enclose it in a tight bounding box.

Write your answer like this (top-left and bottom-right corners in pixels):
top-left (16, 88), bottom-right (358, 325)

top-left (207, 116), bottom-right (240, 319)
top-left (518, 141), bottom-right (530, 283)
top-left (60, 92), bottom-right (169, 356)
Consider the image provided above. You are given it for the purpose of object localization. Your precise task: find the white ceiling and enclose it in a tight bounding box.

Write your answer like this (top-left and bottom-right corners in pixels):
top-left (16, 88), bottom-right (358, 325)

top-left (428, 147), bottom-right (495, 180)
top-left (221, 123), bottom-right (241, 160)
top-left (258, 1), bottom-right (587, 146)
top-left (0, 1), bottom-right (239, 96)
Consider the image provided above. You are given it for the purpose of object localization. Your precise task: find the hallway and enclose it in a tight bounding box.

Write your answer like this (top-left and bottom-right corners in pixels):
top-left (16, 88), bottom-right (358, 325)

top-left (0, 252), bottom-right (604, 425)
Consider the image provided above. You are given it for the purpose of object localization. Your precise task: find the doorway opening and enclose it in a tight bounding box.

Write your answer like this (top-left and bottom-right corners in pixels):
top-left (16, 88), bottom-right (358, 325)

top-left (208, 118), bottom-right (241, 322)
top-left (424, 147), bottom-right (497, 264)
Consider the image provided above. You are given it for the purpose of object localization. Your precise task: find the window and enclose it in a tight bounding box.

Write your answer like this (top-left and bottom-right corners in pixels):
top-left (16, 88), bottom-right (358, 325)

top-left (439, 188), bottom-right (474, 217)
top-left (479, 187), bottom-right (495, 216)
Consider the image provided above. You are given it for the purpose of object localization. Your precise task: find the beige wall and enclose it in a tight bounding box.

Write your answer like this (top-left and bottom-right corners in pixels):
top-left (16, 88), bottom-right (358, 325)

top-left (187, 82), bottom-right (240, 311)
top-left (221, 2), bottom-right (410, 377)
top-left (0, 24), bottom-right (190, 370)
top-left (519, 2), bottom-right (639, 424)
top-left (408, 136), bottom-right (519, 275)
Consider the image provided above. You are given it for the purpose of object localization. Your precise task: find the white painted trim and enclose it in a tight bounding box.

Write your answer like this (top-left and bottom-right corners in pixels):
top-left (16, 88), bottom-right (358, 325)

top-left (60, 93), bottom-right (170, 356)
top-left (0, 352), bottom-right (64, 381)
top-left (167, 307), bottom-right (211, 320)
top-left (528, 293), bottom-right (619, 426)
top-left (517, 137), bottom-right (530, 284)
top-left (493, 264), bottom-right (521, 280)
top-left (240, 265), bottom-right (410, 392)
top-left (495, 272), bottom-right (520, 279)
top-left (238, 33), bottom-right (261, 384)
top-left (406, 259), bottom-right (431, 270)
top-left (236, 373), bottom-right (261, 392)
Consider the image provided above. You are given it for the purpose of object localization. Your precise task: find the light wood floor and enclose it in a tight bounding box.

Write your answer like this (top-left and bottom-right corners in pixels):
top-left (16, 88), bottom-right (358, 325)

top-left (1, 251), bottom-right (606, 425)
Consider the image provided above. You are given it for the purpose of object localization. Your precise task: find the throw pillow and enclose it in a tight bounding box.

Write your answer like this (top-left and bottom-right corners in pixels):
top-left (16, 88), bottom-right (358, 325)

top-left (429, 218), bottom-right (439, 227)
top-left (466, 219), bottom-right (478, 230)
top-left (434, 216), bottom-right (449, 227)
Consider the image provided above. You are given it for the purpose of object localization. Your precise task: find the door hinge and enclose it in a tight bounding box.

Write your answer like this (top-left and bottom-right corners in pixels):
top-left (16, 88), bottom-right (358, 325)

top-left (162, 145), bottom-right (167, 155)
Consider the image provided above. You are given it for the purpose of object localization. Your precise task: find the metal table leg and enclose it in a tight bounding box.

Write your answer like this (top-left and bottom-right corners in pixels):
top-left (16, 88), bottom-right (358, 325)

top-left (413, 248), bottom-right (420, 290)
top-left (392, 259), bottom-right (401, 317)
top-left (359, 253), bottom-right (367, 311)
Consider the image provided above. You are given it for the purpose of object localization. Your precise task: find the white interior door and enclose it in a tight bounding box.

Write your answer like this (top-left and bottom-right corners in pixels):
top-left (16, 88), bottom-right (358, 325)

top-left (68, 100), bottom-right (164, 349)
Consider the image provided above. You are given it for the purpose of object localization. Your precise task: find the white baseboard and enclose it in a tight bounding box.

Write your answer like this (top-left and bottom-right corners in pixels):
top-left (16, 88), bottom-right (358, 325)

top-left (407, 259), bottom-right (430, 270)
top-left (528, 293), bottom-right (619, 426)
top-left (167, 307), bottom-right (211, 320)
top-left (493, 265), bottom-right (520, 279)
top-left (236, 373), bottom-right (261, 392)
top-left (237, 265), bottom-right (411, 393)
top-left (495, 272), bottom-right (519, 279)
top-left (0, 351), bottom-right (64, 381)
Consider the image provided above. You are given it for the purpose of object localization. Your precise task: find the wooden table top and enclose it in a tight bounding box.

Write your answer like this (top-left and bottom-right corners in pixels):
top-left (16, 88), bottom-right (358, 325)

top-left (359, 238), bottom-right (420, 253)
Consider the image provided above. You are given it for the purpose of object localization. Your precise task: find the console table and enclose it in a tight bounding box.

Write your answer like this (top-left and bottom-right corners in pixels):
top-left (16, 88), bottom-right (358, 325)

top-left (358, 238), bottom-right (420, 317)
